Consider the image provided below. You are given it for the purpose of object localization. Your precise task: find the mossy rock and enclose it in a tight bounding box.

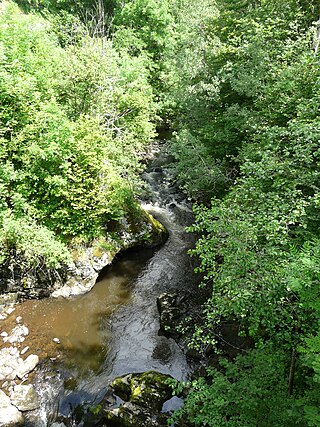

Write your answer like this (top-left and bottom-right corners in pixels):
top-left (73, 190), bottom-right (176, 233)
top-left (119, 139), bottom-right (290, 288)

top-left (111, 371), bottom-right (173, 413)
top-left (111, 375), bottom-right (132, 401)
top-left (105, 402), bottom-right (152, 427)
top-left (125, 208), bottom-right (169, 248)
top-left (142, 210), bottom-right (169, 247)
top-left (130, 371), bottom-right (173, 411)
top-left (84, 372), bottom-right (175, 426)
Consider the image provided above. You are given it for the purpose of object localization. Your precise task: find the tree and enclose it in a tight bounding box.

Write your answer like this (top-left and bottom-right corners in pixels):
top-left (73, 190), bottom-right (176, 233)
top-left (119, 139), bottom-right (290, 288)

top-left (0, 1), bottom-right (157, 278)
top-left (168, 0), bottom-right (320, 425)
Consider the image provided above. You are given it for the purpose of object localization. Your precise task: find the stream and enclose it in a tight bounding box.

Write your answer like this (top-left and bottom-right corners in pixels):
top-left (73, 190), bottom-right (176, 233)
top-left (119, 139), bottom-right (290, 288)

top-left (2, 142), bottom-right (201, 426)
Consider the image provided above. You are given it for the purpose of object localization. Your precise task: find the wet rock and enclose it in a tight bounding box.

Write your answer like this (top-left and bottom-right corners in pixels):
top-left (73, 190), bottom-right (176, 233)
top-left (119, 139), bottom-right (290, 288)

top-left (63, 376), bottom-right (78, 391)
top-left (130, 372), bottom-right (173, 412)
top-left (10, 384), bottom-right (39, 411)
top-left (0, 389), bottom-right (24, 426)
top-left (111, 371), bottom-right (173, 413)
top-left (139, 210), bottom-right (169, 248)
top-left (162, 396), bottom-right (184, 412)
top-left (16, 354), bottom-right (39, 379)
top-left (76, 391), bottom-right (118, 426)
top-left (157, 292), bottom-right (186, 337)
top-left (83, 371), bottom-right (176, 426)
top-left (105, 402), bottom-right (153, 427)
top-left (111, 375), bottom-right (131, 401)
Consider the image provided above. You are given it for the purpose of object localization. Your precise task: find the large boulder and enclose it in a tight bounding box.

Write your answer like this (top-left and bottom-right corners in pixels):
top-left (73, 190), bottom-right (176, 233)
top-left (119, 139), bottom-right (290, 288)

top-left (137, 210), bottom-right (169, 248)
top-left (80, 371), bottom-right (174, 426)
top-left (16, 354), bottom-right (39, 379)
top-left (10, 384), bottom-right (39, 412)
top-left (52, 210), bottom-right (168, 299)
top-left (111, 371), bottom-right (173, 413)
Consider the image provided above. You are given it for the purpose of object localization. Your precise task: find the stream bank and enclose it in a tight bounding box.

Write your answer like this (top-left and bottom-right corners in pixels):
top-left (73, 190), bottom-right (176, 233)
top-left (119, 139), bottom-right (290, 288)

top-left (0, 141), bottom-right (202, 426)
top-left (0, 206), bottom-right (168, 303)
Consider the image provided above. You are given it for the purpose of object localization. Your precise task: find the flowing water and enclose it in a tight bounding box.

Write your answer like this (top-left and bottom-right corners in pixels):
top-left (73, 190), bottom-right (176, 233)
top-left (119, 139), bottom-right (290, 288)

top-left (3, 142), bottom-right (201, 425)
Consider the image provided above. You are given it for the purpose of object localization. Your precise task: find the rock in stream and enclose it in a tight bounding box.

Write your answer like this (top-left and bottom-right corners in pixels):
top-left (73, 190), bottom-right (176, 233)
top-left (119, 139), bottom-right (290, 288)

top-left (78, 370), bottom-right (175, 427)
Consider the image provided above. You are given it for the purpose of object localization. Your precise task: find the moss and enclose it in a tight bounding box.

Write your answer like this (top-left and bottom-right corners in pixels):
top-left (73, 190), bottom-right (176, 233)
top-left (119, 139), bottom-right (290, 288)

top-left (92, 237), bottom-right (119, 258)
top-left (138, 371), bottom-right (172, 389)
top-left (64, 376), bottom-right (78, 391)
top-left (22, 277), bottom-right (28, 288)
top-left (89, 404), bottom-right (102, 416)
top-left (131, 384), bottom-right (142, 400)
top-left (144, 210), bottom-right (167, 234)
top-left (111, 371), bottom-right (173, 412)
top-left (140, 210), bottom-right (169, 247)
top-left (100, 372), bottom-right (176, 426)
top-left (70, 247), bottom-right (85, 263)
top-left (92, 246), bottom-right (103, 258)
top-left (111, 375), bottom-right (132, 401)
top-left (112, 204), bottom-right (169, 248)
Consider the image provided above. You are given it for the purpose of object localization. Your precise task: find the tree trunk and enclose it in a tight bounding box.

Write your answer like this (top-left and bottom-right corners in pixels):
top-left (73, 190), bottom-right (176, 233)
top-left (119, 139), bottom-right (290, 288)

top-left (314, 19), bottom-right (320, 56)
top-left (288, 349), bottom-right (297, 396)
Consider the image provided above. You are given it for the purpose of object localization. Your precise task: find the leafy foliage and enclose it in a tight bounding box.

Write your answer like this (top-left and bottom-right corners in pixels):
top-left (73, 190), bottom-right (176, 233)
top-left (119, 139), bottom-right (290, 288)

top-left (0, 1), bottom-right (156, 274)
top-left (164, 0), bottom-right (320, 426)
top-left (173, 350), bottom-right (306, 427)
top-left (112, 0), bottom-right (175, 112)
top-left (3, 0), bottom-right (320, 424)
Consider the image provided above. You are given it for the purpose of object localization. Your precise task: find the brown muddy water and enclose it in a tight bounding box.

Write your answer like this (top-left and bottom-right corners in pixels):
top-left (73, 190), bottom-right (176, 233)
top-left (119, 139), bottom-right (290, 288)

top-left (0, 248), bottom-right (155, 375)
